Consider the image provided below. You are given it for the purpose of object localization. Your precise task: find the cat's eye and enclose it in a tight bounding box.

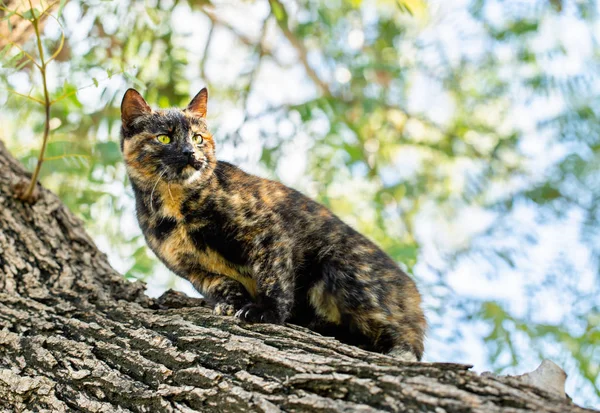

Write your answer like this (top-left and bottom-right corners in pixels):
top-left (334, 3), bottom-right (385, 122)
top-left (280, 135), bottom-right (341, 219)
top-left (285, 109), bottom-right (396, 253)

top-left (192, 134), bottom-right (204, 145)
top-left (157, 134), bottom-right (171, 144)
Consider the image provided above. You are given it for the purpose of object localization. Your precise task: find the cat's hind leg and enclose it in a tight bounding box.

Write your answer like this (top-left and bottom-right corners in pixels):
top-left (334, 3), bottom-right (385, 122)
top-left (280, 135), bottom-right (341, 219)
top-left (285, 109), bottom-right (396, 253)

top-left (317, 260), bottom-right (426, 360)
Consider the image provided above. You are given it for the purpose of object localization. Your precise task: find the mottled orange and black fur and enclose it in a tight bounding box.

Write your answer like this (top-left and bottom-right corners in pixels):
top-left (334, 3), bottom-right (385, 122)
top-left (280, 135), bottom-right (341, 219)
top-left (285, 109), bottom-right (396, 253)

top-left (120, 88), bottom-right (426, 360)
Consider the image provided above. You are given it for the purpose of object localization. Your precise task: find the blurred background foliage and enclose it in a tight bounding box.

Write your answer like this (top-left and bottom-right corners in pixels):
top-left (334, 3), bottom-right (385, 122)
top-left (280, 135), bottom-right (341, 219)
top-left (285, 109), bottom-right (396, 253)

top-left (1, 0), bottom-right (598, 407)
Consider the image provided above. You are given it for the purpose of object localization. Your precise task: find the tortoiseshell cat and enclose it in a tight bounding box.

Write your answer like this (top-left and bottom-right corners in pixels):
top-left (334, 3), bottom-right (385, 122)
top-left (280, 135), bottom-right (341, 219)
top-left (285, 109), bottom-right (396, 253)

top-left (120, 88), bottom-right (426, 360)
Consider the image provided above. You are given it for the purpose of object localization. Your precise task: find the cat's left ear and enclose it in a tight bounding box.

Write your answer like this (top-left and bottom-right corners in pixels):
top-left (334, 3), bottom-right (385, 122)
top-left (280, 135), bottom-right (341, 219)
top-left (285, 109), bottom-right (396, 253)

top-left (186, 88), bottom-right (208, 118)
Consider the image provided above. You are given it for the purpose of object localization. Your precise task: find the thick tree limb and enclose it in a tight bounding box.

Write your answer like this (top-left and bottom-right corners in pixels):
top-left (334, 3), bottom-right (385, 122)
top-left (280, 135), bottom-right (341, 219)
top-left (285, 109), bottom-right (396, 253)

top-left (0, 140), bottom-right (594, 412)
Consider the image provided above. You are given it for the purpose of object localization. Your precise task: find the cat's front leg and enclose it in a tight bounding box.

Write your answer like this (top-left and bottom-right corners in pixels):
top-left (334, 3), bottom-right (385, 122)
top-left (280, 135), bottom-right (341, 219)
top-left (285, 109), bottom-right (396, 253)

top-left (191, 272), bottom-right (253, 316)
top-left (235, 239), bottom-right (295, 324)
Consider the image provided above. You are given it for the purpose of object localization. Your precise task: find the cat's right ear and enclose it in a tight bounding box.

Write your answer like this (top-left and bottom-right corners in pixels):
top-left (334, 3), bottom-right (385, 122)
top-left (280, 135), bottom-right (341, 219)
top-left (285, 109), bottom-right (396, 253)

top-left (186, 88), bottom-right (208, 118)
top-left (121, 89), bottom-right (151, 129)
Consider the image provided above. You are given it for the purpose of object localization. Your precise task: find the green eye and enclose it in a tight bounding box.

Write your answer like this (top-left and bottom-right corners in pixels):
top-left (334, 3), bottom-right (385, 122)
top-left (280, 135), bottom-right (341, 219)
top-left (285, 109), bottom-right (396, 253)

top-left (157, 134), bottom-right (171, 144)
top-left (192, 134), bottom-right (204, 144)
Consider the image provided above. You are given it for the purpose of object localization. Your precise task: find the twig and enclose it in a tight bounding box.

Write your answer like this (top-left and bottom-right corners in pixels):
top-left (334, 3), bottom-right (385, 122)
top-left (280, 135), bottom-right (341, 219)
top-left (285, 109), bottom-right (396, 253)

top-left (0, 39), bottom-right (42, 69)
top-left (14, 0), bottom-right (53, 203)
top-left (51, 69), bottom-right (125, 105)
top-left (268, 0), bottom-right (331, 96)
top-left (199, 8), bottom-right (287, 67)
top-left (231, 14), bottom-right (271, 146)
top-left (200, 21), bottom-right (214, 81)
top-left (3, 88), bottom-right (45, 104)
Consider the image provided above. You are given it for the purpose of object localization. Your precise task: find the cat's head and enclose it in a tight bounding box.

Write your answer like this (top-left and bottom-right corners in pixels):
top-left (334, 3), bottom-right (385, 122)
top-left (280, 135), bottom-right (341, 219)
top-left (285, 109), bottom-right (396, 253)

top-left (120, 88), bottom-right (216, 187)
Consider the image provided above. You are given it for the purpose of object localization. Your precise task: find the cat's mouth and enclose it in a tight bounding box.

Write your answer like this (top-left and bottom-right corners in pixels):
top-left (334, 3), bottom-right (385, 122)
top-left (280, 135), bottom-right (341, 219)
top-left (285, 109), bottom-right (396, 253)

top-left (179, 160), bottom-right (207, 184)
top-left (175, 156), bottom-right (204, 175)
top-left (188, 157), bottom-right (203, 171)
top-left (164, 154), bottom-right (208, 185)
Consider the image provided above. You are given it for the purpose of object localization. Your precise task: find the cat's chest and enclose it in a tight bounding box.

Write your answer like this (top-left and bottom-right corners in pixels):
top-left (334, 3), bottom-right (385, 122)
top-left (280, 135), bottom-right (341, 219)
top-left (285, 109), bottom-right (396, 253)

top-left (139, 182), bottom-right (198, 266)
top-left (156, 184), bottom-right (186, 220)
top-left (140, 199), bottom-right (251, 285)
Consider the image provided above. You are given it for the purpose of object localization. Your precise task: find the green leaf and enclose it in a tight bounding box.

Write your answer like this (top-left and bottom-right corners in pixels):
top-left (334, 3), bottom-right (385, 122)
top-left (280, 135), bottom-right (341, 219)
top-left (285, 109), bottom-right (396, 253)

top-left (3, 51), bottom-right (24, 69)
top-left (58, 0), bottom-right (68, 17)
top-left (145, 6), bottom-right (160, 25)
top-left (497, 251), bottom-right (515, 268)
top-left (95, 141), bottom-right (121, 166)
top-left (493, 20), bottom-right (539, 40)
top-left (388, 244), bottom-right (419, 267)
top-left (127, 246), bottom-right (156, 279)
top-left (123, 72), bottom-right (145, 90)
top-left (0, 44), bottom-right (12, 61)
top-left (14, 57), bottom-right (31, 71)
top-left (270, 0), bottom-right (288, 25)
top-left (524, 183), bottom-right (562, 204)
top-left (0, 10), bottom-right (16, 22)
top-left (22, 7), bottom-right (41, 20)
top-left (397, 1), bottom-right (414, 15)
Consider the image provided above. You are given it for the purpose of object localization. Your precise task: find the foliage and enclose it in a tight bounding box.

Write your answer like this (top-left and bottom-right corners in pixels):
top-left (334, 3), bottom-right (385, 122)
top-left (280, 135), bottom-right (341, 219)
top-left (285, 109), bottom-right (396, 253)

top-left (0, 0), bottom-right (598, 407)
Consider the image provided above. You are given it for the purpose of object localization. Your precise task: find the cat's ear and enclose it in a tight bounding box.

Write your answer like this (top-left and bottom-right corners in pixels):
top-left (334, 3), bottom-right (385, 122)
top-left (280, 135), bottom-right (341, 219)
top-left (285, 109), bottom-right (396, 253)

top-left (186, 88), bottom-right (208, 118)
top-left (121, 89), bottom-right (151, 128)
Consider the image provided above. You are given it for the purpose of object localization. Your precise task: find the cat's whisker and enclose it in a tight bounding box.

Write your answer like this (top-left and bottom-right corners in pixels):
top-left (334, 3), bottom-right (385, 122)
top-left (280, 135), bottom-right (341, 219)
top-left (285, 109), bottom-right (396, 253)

top-left (150, 169), bottom-right (167, 213)
top-left (167, 182), bottom-right (174, 201)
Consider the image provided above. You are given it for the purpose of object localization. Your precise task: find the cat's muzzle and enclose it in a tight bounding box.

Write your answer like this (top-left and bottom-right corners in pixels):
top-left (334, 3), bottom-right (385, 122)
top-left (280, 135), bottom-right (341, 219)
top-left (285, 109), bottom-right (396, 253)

top-left (188, 156), bottom-right (203, 171)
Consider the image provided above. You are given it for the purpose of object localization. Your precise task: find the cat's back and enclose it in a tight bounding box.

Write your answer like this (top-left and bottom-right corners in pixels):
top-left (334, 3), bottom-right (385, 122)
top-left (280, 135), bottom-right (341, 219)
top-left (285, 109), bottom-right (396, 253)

top-left (210, 161), bottom-right (350, 240)
top-left (210, 162), bottom-right (403, 275)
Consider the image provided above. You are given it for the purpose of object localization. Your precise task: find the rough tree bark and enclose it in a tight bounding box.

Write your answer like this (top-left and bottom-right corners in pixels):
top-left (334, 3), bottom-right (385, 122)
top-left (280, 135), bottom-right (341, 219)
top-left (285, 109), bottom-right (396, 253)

top-left (0, 140), bottom-right (595, 413)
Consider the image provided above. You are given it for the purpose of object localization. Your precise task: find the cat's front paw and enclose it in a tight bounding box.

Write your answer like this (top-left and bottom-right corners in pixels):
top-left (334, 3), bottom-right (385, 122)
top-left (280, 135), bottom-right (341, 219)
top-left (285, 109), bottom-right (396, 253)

top-left (234, 303), bottom-right (282, 324)
top-left (213, 302), bottom-right (237, 316)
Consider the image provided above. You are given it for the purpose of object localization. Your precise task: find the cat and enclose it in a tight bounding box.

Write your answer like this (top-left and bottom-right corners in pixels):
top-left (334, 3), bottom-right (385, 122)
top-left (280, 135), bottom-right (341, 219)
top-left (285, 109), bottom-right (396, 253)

top-left (120, 88), bottom-right (426, 360)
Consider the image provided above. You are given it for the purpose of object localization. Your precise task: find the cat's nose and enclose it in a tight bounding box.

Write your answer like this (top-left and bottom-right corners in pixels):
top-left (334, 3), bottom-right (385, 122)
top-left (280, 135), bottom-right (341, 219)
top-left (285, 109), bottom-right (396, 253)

top-left (182, 147), bottom-right (194, 158)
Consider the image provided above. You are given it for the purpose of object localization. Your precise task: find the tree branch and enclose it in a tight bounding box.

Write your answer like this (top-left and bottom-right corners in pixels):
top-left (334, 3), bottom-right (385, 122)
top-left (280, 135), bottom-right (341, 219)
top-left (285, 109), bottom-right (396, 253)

top-left (0, 140), bottom-right (594, 412)
top-left (268, 0), bottom-right (332, 96)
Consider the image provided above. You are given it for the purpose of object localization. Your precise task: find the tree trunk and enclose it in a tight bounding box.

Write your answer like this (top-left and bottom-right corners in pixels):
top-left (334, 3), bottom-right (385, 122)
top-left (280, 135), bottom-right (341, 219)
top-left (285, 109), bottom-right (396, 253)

top-left (0, 141), bottom-right (594, 413)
